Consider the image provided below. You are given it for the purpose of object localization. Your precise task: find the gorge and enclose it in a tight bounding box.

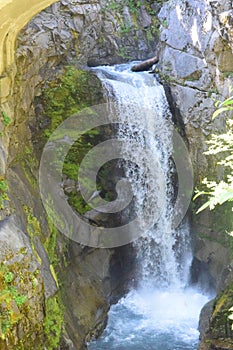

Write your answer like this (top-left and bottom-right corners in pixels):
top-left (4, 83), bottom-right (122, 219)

top-left (0, 0), bottom-right (233, 350)
top-left (87, 63), bottom-right (210, 350)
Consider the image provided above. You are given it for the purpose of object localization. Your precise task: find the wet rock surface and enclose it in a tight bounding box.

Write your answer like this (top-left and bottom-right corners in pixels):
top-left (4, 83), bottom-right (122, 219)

top-left (0, 1), bottom-right (161, 348)
top-left (158, 0), bottom-right (233, 348)
top-left (0, 0), bottom-right (233, 348)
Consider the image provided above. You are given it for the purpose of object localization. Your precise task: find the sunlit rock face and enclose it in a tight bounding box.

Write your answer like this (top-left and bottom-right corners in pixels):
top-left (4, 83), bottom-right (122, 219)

top-left (159, 0), bottom-right (233, 275)
top-left (159, 0), bottom-right (233, 169)
top-left (158, 1), bottom-right (233, 349)
top-left (0, 0), bottom-right (58, 74)
top-left (0, 0), bottom-right (233, 348)
top-left (0, 0), bottom-right (58, 200)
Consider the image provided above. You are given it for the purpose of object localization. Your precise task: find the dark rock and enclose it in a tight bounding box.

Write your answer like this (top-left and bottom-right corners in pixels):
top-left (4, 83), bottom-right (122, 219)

top-left (199, 299), bottom-right (215, 337)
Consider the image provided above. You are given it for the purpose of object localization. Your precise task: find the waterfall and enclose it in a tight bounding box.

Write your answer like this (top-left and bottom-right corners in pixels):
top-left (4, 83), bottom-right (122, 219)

top-left (88, 63), bottom-right (210, 350)
top-left (94, 63), bottom-right (191, 287)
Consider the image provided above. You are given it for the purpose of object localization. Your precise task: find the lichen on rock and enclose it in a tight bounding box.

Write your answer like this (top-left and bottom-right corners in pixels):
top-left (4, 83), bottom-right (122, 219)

top-left (0, 217), bottom-right (45, 349)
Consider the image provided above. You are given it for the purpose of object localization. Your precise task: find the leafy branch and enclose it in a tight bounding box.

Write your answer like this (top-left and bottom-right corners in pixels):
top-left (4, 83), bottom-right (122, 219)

top-left (193, 91), bottom-right (233, 328)
top-left (194, 94), bottom-right (233, 213)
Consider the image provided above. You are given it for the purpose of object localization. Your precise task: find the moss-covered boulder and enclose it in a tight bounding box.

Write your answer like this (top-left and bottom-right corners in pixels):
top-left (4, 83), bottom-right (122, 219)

top-left (199, 284), bottom-right (233, 350)
top-left (0, 218), bottom-right (45, 349)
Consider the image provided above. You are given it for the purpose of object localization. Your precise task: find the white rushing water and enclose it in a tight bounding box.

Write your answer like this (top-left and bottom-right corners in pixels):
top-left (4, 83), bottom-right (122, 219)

top-left (88, 63), bottom-right (210, 350)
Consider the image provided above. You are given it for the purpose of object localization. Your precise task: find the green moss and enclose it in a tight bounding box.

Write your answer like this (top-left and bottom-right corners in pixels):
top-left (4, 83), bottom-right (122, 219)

top-left (4, 272), bottom-right (13, 284)
top-left (117, 47), bottom-right (132, 60)
top-left (67, 191), bottom-right (92, 215)
top-left (23, 205), bottom-right (43, 265)
top-left (1, 111), bottom-right (11, 127)
top-left (40, 65), bottom-right (109, 216)
top-left (62, 128), bottom-right (100, 179)
top-left (197, 231), bottom-right (230, 248)
top-left (42, 66), bottom-right (103, 138)
top-left (16, 146), bottom-right (38, 189)
top-left (43, 194), bottom-right (66, 234)
top-left (24, 206), bottom-right (42, 239)
top-left (0, 253), bottom-right (44, 348)
top-left (44, 294), bottom-right (64, 350)
top-left (0, 110), bottom-right (11, 137)
top-left (0, 178), bottom-right (9, 209)
top-left (209, 283), bottom-right (233, 338)
top-left (223, 71), bottom-right (233, 78)
top-left (161, 18), bottom-right (168, 28)
top-left (23, 205), bottom-right (64, 348)
top-left (0, 263), bottom-right (28, 340)
top-left (23, 205), bottom-right (62, 268)
top-left (104, 0), bottom-right (161, 50)
top-left (105, 0), bottom-right (144, 15)
top-left (44, 218), bottom-right (59, 266)
top-left (120, 23), bottom-right (135, 35)
top-left (212, 293), bottom-right (228, 319)
top-left (211, 202), bottom-right (233, 235)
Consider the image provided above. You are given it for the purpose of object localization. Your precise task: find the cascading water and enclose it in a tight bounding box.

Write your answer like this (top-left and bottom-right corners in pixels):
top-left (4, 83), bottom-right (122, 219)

top-left (88, 63), bottom-right (210, 350)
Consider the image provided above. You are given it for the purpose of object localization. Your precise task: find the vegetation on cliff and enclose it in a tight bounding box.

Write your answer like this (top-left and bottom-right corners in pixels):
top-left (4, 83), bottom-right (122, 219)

top-left (0, 112), bottom-right (11, 211)
top-left (41, 65), bottom-right (117, 216)
top-left (195, 93), bottom-right (233, 346)
top-left (194, 94), bottom-right (233, 213)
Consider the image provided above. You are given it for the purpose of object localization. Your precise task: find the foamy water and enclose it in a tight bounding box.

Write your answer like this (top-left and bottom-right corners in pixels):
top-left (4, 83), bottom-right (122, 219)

top-left (88, 287), bottom-right (209, 350)
top-left (88, 63), bottom-right (211, 350)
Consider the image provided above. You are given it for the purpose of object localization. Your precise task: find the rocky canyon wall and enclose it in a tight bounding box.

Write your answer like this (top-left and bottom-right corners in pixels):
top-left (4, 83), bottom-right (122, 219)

top-left (158, 1), bottom-right (233, 349)
top-left (0, 1), bottom-right (161, 348)
top-left (0, 0), bottom-right (233, 349)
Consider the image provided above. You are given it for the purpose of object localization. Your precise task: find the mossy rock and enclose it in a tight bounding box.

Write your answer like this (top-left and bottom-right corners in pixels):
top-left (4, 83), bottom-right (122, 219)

top-left (208, 284), bottom-right (233, 339)
top-left (41, 65), bottom-right (104, 137)
top-left (0, 249), bottom-right (45, 349)
top-left (38, 65), bottom-right (120, 217)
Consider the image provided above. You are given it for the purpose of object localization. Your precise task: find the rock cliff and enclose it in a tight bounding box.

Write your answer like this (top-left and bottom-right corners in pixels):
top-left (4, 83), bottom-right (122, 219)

top-left (0, 0), bottom-right (160, 348)
top-left (158, 0), bottom-right (233, 349)
top-left (0, 0), bottom-right (233, 348)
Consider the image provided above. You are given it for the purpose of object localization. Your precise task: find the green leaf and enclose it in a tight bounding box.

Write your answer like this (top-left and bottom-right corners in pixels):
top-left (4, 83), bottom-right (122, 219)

top-left (212, 107), bottom-right (231, 119)
top-left (221, 95), bottom-right (233, 106)
top-left (196, 200), bottom-right (211, 214)
top-left (217, 189), bottom-right (233, 205)
top-left (193, 191), bottom-right (209, 201)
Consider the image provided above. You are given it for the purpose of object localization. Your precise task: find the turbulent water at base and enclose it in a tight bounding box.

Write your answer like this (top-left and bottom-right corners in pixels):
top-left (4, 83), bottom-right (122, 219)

top-left (88, 63), bottom-right (210, 350)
